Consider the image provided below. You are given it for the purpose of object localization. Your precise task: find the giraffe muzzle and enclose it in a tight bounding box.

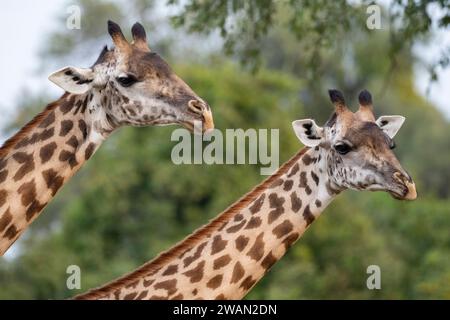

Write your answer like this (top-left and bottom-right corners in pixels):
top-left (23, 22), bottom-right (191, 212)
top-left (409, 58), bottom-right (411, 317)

top-left (392, 171), bottom-right (417, 201)
top-left (188, 99), bottom-right (214, 133)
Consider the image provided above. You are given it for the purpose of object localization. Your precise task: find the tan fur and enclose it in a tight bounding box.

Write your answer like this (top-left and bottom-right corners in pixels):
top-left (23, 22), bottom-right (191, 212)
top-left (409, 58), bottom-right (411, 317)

top-left (0, 93), bottom-right (68, 158)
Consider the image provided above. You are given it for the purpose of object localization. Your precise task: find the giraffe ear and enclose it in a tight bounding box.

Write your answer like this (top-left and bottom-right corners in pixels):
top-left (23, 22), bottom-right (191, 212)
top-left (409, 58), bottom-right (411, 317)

top-left (376, 115), bottom-right (405, 138)
top-left (292, 119), bottom-right (324, 147)
top-left (48, 66), bottom-right (94, 94)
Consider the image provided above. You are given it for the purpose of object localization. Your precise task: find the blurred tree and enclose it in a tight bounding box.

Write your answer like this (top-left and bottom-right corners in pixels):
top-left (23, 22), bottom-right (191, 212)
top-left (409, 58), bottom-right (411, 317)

top-left (169, 0), bottom-right (450, 78)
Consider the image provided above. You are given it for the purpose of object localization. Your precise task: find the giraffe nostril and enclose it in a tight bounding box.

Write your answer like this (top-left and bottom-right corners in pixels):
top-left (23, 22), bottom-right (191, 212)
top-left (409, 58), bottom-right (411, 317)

top-left (188, 100), bottom-right (205, 114)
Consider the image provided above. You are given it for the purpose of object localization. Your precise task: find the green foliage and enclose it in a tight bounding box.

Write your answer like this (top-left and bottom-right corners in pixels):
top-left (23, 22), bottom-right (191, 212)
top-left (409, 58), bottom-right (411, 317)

top-left (0, 0), bottom-right (449, 300)
top-left (170, 0), bottom-right (450, 76)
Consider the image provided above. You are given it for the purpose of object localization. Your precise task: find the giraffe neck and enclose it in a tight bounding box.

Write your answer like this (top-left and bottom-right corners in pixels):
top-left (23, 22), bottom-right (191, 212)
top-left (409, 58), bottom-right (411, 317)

top-left (0, 92), bottom-right (114, 255)
top-left (76, 147), bottom-right (342, 300)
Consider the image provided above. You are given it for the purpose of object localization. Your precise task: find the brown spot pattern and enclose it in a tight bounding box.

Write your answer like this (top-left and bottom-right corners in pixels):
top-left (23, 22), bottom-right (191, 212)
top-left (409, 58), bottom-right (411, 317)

top-left (162, 264), bottom-right (178, 276)
top-left (154, 279), bottom-right (177, 296)
top-left (4, 224), bottom-right (18, 240)
top-left (270, 178), bottom-right (284, 188)
top-left (272, 220), bottom-right (294, 239)
top-left (59, 150), bottom-right (78, 168)
top-left (12, 152), bottom-right (34, 181)
top-left (261, 251), bottom-right (277, 271)
top-left (143, 279), bottom-right (155, 287)
top-left (268, 193), bottom-right (285, 224)
top-left (0, 209), bottom-right (12, 232)
top-left (235, 235), bottom-right (249, 252)
top-left (66, 135), bottom-right (79, 149)
top-left (171, 293), bottom-right (183, 300)
top-left (85, 143), bottom-right (96, 160)
top-left (303, 205), bottom-right (315, 226)
top-left (183, 241), bottom-right (207, 267)
top-left (136, 291), bottom-right (149, 300)
top-left (39, 142), bottom-right (57, 164)
top-left (287, 163), bottom-right (299, 177)
top-left (39, 127), bottom-right (54, 142)
top-left (207, 274), bottom-right (223, 289)
top-left (283, 180), bottom-right (293, 191)
top-left (0, 170), bottom-right (7, 183)
top-left (149, 295), bottom-right (166, 300)
top-left (38, 111), bottom-right (55, 128)
top-left (290, 191), bottom-right (302, 213)
top-left (213, 254), bottom-right (231, 270)
top-left (123, 292), bottom-right (138, 300)
top-left (247, 232), bottom-right (265, 261)
top-left (125, 280), bottom-right (139, 289)
top-left (231, 262), bottom-right (245, 284)
top-left (211, 235), bottom-right (227, 255)
top-left (60, 97), bottom-right (74, 114)
top-left (299, 172), bottom-right (312, 195)
top-left (42, 169), bottom-right (64, 196)
top-left (183, 261), bottom-right (205, 283)
top-left (240, 276), bottom-right (257, 291)
top-left (249, 193), bottom-right (265, 214)
top-left (282, 232), bottom-right (299, 250)
top-left (302, 153), bottom-right (312, 165)
top-left (25, 200), bottom-right (45, 221)
top-left (79, 120), bottom-right (88, 140)
top-left (59, 120), bottom-right (73, 136)
top-left (17, 180), bottom-right (36, 207)
top-left (311, 171), bottom-right (319, 186)
top-left (226, 220), bottom-right (246, 233)
top-left (0, 190), bottom-right (7, 208)
top-left (245, 216), bottom-right (262, 229)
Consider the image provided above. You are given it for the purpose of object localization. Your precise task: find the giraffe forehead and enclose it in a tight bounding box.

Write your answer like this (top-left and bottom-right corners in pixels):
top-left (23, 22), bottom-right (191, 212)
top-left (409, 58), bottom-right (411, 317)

top-left (343, 121), bottom-right (391, 148)
top-left (125, 51), bottom-right (173, 79)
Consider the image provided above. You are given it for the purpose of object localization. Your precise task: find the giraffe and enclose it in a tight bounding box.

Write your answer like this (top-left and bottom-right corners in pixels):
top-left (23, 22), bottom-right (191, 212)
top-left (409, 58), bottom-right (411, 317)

top-left (75, 89), bottom-right (416, 300)
top-left (0, 21), bottom-right (214, 255)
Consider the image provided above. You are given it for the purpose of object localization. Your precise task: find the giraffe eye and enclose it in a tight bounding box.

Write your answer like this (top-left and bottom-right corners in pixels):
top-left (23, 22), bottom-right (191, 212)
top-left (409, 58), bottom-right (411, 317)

top-left (390, 140), bottom-right (396, 149)
top-left (116, 75), bottom-right (138, 87)
top-left (334, 142), bottom-right (352, 155)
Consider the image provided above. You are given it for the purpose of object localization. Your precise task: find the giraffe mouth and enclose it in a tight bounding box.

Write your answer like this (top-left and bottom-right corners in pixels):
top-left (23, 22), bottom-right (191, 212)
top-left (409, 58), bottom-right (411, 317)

top-left (180, 110), bottom-right (215, 134)
top-left (391, 185), bottom-right (416, 200)
top-left (388, 182), bottom-right (417, 200)
top-left (390, 172), bottom-right (417, 201)
top-left (365, 181), bottom-right (417, 201)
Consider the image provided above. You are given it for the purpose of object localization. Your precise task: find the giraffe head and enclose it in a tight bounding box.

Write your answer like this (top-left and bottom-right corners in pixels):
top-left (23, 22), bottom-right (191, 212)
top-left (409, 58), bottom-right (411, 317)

top-left (293, 89), bottom-right (416, 200)
top-left (48, 21), bottom-right (213, 133)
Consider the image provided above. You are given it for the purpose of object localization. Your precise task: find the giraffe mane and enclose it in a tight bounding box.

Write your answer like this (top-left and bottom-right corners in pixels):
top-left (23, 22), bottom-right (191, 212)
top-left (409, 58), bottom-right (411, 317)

top-left (74, 146), bottom-right (309, 300)
top-left (0, 93), bottom-right (69, 159)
